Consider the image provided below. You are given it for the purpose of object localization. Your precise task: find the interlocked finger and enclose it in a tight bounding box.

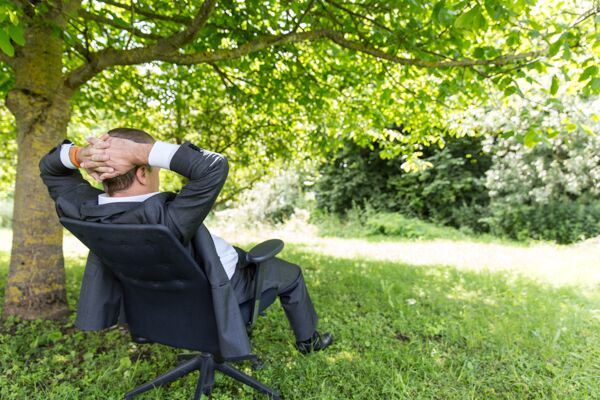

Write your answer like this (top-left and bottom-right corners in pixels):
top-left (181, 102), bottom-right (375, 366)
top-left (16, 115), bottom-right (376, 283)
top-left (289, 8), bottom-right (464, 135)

top-left (87, 136), bottom-right (111, 148)
top-left (91, 166), bottom-right (114, 174)
top-left (98, 171), bottom-right (120, 181)
top-left (81, 160), bottom-right (110, 169)
top-left (89, 152), bottom-right (110, 162)
top-left (92, 141), bottom-right (110, 150)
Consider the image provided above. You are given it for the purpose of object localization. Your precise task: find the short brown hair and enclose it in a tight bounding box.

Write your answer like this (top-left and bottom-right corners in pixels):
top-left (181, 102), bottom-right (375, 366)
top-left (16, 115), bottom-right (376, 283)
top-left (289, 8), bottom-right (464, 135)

top-left (104, 128), bottom-right (155, 196)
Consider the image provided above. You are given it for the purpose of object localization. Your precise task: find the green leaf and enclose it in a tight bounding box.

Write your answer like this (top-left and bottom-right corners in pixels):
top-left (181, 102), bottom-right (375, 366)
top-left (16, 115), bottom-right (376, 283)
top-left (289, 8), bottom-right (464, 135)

top-left (473, 47), bottom-right (485, 59)
top-left (483, 0), bottom-right (506, 21)
top-left (565, 123), bottom-right (577, 132)
top-left (119, 356), bottom-right (132, 369)
top-left (547, 38), bottom-right (563, 58)
top-left (108, 14), bottom-right (130, 29)
top-left (8, 10), bottom-right (19, 25)
top-left (529, 61), bottom-right (545, 73)
top-left (550, 75), bottom-right (559, 95)
top-left (587, 77), bottom-right (600, 93)
top-left (546, 127), bottom-right (558, 138)
top-left (432, 2), bottom-right (455, 27)
top-left (523, 129), bottom-right (538, 148)
top-left (506, 30), bottom-right (520, 46)
top-left (455, 5), bottom-right (487, 31)
top-left (0, 29), bottom-right (14, 57)
top-left (580, 124), bottom-right (595, 136)
top-left (432, 0), bottom-right (445, 21)
top-left (504, 85), bottom-right (518, 96)
top-left (7, 24), bottom-right (24, 46)
top-left (579, 65), bottom-right (598, 82)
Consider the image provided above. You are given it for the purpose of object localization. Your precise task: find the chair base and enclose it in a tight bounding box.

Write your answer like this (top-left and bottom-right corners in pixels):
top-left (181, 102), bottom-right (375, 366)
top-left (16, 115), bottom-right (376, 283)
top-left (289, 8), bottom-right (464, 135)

top-left (124, 353), bottom-right (280, 400)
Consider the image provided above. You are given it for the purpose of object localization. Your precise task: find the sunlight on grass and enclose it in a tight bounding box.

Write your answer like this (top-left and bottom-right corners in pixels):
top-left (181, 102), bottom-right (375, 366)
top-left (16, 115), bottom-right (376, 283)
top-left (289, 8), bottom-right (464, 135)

top-left (6, 220), bottom-right (599, 290)
top-left (1, 246), bottom-right (599, 399)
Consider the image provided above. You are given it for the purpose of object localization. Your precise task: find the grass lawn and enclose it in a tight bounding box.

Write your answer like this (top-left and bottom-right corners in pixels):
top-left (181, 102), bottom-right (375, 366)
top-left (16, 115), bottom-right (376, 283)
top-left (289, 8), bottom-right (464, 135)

top-left (0, 245), bottom-right (599, 399)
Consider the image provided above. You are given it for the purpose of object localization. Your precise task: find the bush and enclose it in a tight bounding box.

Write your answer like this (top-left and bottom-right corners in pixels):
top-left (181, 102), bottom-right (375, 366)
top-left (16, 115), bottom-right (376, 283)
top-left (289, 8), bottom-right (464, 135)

top-left (315, 131), bottom-right (600, 244)
top-left (311, 205), bottom-right (474, 241)
top-left (484, 201), bottom-right (600, 243)
top-left (315, 136), bottom-right (491, 231)
top-left (388, 137), bottom-right (491, 230)
top-left (485, 132), bottom-right (600, 243)
top-left (364, 212), bottom-right (459, 239)
top-left (315, 141), bottom-right (404, 214)
top-left (215, 170), bottom-right (305, 226)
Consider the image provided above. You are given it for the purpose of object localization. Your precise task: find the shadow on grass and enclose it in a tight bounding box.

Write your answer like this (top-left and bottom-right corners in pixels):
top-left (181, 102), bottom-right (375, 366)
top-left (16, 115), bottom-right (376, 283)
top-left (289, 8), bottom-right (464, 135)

top-left (0, 247), bottom-right (598, 399)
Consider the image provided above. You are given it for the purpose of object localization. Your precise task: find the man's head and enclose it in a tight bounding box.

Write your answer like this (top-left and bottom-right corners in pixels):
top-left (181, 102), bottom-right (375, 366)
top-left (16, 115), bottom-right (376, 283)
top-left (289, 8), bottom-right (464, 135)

top-left (103, 128), bottom-right (159, 196)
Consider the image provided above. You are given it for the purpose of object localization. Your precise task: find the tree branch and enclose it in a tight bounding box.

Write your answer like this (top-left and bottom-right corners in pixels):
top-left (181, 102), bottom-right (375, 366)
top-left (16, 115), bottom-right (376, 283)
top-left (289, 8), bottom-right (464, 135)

top-left (323, 0), bottom-right (393, 34)
top-left (159, 29), bottom-right (544, 68)
top-left (158, 30), bottom-right (328, 64)
top-left (65, 0), bottom-right (216, 89)
top-left (569, 3), bottom-right (600, 28)
top-left (214, 175), bottom-right (263, 207)
top-left (323, 31), bottom-right (545, 68)
top-left (216, 123), bottom-right (279, 153)
top-left (208, 62), bottom-right (246, 93)
top-left (65, 22), bottom-right (545, 90)
top-left (97, 0), bottom-right (192, 24)
top-left (78, 9), bottom-right (164, 40)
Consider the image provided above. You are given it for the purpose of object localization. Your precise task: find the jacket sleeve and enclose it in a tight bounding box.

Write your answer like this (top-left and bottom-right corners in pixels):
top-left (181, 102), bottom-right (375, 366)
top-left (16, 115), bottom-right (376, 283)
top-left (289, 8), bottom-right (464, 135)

top-left (163, 141), bottom-right (229, 244)
top-left (39, 140), bottom-right (101, 204)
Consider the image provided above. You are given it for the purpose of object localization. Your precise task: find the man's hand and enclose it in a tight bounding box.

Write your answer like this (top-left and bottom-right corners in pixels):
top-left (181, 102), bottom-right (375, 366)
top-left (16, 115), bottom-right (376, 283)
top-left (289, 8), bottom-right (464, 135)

top-left (76, 137), bottom-right (112, 182)
top-left (81, 134), bottom-right (153, 181)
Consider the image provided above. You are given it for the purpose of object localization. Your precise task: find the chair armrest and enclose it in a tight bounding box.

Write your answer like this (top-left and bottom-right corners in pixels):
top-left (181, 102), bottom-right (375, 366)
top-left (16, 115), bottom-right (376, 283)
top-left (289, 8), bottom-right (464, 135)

top-left (245, 239), bottom-right (284, 336)
top-left (246, 239), bottom-right (284, 264)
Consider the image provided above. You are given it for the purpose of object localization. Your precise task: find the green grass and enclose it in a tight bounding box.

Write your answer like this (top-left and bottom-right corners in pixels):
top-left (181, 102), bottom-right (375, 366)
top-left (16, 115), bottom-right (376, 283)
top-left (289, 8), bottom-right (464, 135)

top-left (311, 210), bottom-right (527, 245)
top-left (1, 247), bottom-right (599, 399)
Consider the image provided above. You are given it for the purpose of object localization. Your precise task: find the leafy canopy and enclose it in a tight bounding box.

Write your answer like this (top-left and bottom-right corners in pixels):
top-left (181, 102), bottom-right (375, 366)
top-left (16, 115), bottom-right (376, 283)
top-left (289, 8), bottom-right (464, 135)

top-left (0, 0), bottom-right (598, 175)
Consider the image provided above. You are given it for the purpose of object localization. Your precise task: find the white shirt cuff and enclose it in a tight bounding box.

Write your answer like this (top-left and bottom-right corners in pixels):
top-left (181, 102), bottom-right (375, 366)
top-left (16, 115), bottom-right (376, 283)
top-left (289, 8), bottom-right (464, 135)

top-left (59, 144), bottom-right (77, 169)
top-left (148, 141), bottom-right (180, 170)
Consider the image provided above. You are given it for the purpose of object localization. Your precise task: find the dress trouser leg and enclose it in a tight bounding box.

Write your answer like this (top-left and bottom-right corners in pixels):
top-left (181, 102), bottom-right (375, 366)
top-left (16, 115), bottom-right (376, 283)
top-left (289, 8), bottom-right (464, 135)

top-left (231, 248), bottom-right (318, 342)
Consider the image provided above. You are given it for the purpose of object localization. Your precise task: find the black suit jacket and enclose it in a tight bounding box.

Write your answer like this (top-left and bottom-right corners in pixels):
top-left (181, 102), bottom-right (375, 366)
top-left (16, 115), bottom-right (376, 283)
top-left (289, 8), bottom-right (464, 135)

top-left (39, 140), bottom-right (252, 359)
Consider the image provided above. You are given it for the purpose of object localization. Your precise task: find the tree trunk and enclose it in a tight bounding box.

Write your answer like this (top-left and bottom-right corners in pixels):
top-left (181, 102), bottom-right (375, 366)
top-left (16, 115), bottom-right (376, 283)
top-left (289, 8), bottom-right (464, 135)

top-left (3, 14), bottom-right (72, 319)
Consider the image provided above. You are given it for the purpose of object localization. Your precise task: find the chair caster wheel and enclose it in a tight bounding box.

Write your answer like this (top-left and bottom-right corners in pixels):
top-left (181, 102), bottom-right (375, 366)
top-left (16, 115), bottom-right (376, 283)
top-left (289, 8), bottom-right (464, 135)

top-left (250, 356), bottom-right (264, 371)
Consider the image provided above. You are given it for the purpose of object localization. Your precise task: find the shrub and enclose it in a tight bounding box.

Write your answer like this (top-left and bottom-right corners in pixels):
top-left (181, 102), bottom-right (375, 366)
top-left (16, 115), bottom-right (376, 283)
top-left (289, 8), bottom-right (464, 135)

top-left (315, 136), bottom-right (491, 231)
top-left (388, 137), bottom-right (491, 230)
top-left (365, 212), bottom-right (435, 238)
top-left (484, 132), bottom-right (600, 243)
top-left (216, 170), bottom-right (305, 226)
top-left (484, 200), bottom-right (600, 243)
top-left (314, 141), bottom-right (404, 214)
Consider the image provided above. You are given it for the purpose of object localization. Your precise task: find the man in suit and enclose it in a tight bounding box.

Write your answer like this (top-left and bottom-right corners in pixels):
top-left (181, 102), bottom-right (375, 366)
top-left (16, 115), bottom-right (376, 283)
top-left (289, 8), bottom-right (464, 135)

top-left (40, 127), bottom-right (332, 355)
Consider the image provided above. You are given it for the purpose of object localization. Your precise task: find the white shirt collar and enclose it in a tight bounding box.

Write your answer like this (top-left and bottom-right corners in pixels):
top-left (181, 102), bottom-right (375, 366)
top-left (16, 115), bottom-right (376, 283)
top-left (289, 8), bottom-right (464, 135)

top-left (98, 192), bottom-right (160, 205)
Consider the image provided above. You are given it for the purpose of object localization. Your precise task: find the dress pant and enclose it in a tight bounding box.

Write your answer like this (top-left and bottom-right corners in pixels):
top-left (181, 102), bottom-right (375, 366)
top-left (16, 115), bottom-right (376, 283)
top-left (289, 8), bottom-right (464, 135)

top-left (230, 247), bottom-right (318, 342)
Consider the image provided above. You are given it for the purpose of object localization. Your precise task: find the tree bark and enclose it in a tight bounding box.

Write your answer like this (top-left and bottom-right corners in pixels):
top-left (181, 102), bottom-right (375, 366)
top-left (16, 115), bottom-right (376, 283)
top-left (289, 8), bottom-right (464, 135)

top-left (3, 13), bottom-right (72, 319)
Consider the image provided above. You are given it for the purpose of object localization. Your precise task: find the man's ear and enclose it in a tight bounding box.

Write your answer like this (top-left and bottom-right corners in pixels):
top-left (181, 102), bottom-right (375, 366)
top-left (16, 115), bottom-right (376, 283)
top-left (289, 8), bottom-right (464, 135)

top-left (135, 166), bottom-right (148, 185)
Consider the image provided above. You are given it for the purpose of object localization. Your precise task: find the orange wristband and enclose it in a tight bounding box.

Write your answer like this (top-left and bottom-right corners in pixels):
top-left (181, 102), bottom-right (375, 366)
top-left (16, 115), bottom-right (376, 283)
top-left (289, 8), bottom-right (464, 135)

top-left (69, 146), bottom-right (82, 168)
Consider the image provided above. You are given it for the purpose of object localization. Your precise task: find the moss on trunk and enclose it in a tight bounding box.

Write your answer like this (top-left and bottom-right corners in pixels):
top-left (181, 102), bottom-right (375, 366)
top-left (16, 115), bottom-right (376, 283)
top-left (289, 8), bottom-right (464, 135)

top-left (3, 12), bottom-right (72, 320)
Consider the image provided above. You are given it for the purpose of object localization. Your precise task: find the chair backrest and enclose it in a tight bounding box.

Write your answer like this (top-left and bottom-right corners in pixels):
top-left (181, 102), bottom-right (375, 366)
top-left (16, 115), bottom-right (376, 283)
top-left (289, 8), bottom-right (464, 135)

top-left (60, 217), bottom-right (220, 354)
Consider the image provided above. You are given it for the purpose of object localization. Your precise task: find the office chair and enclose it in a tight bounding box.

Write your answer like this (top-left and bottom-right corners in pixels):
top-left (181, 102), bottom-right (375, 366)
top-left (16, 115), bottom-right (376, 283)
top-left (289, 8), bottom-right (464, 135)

top-left (60, 217), bottom-right (283, 399)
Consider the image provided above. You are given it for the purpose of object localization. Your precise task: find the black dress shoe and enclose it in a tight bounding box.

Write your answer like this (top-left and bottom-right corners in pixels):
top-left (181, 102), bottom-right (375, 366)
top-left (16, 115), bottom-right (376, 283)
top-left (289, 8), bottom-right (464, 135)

top-left (296, 331), bottom-right (334, 354)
